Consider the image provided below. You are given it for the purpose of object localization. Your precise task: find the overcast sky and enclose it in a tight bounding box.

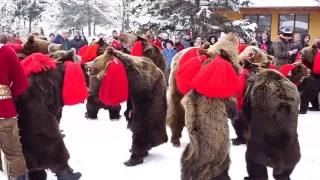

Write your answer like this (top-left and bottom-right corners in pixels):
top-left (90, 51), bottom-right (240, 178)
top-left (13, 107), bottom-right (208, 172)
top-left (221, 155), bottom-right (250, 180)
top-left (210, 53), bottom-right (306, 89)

top-left (248, 0), bottom-right (319, 7)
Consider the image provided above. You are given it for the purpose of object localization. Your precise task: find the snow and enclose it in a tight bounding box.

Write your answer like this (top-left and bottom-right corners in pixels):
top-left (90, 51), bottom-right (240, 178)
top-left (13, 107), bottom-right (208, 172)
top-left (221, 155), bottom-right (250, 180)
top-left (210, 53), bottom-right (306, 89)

top-left (247, 0), bottom-right (319, 7)
top-left (1, 102), bottom-right (320, 179)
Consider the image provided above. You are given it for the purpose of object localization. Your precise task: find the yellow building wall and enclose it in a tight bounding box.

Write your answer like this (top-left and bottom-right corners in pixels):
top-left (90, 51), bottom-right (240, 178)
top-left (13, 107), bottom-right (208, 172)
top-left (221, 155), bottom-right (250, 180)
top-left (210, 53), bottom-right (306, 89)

top-left (224, 12), bottom-right (319, 43)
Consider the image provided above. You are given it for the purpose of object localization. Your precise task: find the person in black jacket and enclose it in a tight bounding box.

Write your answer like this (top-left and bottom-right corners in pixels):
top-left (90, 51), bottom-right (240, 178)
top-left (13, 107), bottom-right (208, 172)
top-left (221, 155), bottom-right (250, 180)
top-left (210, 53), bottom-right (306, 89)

top-left (290, 33), bottom-right (301, 63)
top-left (257, 31), bottom-right (273, 55)
top-left (70, 31), bottom-right (88, 53)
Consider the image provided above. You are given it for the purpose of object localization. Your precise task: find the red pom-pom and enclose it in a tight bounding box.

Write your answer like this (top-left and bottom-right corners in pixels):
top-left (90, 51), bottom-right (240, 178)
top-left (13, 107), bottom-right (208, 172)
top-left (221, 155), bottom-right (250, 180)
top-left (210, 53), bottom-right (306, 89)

top-left (313, 52), bottom-right (320, 75)
top-left (175, 48), bottom-right (207, 94)
top-left (99, 58), bottom-right (129, 106)
top-left (269, 64), bottom-right (277, 70)
top-left (5, 42), bottom-right (22, 51)
top-left (77, 45), bottom-right (88, 56)
top-left (62, 61), bottom-right (89, 105)
top-left (238, 44), bottom-right (248, 54)
top-left (14, 38), bottom-right (23, 44)
top-left (80, 44), bottom-right (100, 65)
top-left (191, 56), bottom-right (240, 98)
top-left (21, 53), bottom-right (57, 76)
top-left (236, 69), bottom-right (249, 111)
top-left (279, 64), bottom-right (295, 76)
top-left (130, 41), bottom-right (143, 57)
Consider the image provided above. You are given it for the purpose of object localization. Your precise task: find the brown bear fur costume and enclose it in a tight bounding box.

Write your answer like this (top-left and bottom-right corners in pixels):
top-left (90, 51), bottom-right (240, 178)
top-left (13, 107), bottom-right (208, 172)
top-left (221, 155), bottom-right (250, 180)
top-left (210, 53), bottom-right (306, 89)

top-left (232, 47), bottom-right (277, 146)
top-left (15, 48), bottom-right (86, 180)
top-left (297, 44), bottom-right (320, 113)
top-left (16, 35), bottom-right (62, 60)
top-left (80, 38), bottom-right (123, 120)
top-left (242, 59), bottom-right (301, 180)
top-left (180, 49), bottom-right (241, 179)
top-left (167, 33), bottom-right (239, 147)
top-left (85, 46), bottom-right (168, 166)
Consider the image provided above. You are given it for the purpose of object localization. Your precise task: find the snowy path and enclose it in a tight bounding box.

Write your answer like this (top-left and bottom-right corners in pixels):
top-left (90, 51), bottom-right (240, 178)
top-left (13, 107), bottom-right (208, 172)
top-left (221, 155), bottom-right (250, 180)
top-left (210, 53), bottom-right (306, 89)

top-left (1, 103), bottom-right (320, 180)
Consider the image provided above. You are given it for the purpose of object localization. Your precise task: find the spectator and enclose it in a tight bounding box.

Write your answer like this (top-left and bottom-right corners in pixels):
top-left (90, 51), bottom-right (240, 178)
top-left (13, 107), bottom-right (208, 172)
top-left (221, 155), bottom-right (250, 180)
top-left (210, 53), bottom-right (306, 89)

top-left (181, 31), bottom-right (194, 48)
top-left (297, 33), bottom-right (310, 52)
top-left (49, 33), bottom-right (55, 42)
top-left (111, 30), bottom-right (121, 50)
top-left (239, 37), bottom-right (247, 44)
top-left (290, 33), bottom-right (301, 63)
top-left (274, 27), bottom-right (296, 69)
top-left (154, 34), bottom-right (163, 50)
top-left (98, 33), bottom-right (104, 39)
top-left (258, 31), bottom-right (273, 55)
top-left (194, 37), bottom-right (202, 47)
top-left (174, 36), bottom-right (184, 52)
top-left (161, 33), bottom-right (170, 48)
top-left (52, 30), bottom-right (71, 51)
top-left (0, 42), bottom-right (29, 180)
top-left (208, 35), bottom-right (217, 45)
top-left (39, 33), bottom-right (48, 41)
top-left (33, 32), bottom-right (40, 38)
top-left (70, 30), bottom-right (88, 53)
top-left (112, 30), bottom-right (119, 40)
top-left (162, 40), bottom-right (177, 86)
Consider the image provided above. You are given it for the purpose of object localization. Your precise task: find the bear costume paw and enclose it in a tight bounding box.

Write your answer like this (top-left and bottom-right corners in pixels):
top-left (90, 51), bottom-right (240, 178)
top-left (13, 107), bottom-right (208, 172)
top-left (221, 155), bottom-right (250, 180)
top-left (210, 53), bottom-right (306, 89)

top-left (84, 112), bottom-right (98, 120)
top-left (244, 177), bottom-right (268, 180)
top-left (231, 138), bottom-right (246, 146)
top-left (124, 158), bottom-right (144, 167)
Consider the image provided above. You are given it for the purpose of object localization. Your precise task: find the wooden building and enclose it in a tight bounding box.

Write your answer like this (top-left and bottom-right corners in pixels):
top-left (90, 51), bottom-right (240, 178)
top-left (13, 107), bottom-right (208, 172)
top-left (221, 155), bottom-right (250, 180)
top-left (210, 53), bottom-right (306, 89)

top-left (216, 6), bottom-right (320, 43)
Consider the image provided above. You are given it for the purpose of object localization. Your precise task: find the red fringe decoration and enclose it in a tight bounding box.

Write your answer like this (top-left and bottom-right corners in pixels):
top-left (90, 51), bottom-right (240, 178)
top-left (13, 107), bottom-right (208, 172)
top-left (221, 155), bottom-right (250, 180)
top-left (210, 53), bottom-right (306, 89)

top-left (21, 53), bottom-right (57, 76)
top-left (62, 61), bottom-right (89, 105)
top-left (99, 58), bottom-right (129, 106)
top-left (313, 52), bottom-right (320, 75)
top-left (5, 42), bottom-right (22, 51)
top-left (269, 64), bottom-right (277, 70)
top-left (80, 44), bottom-right (100, 65)
top-left (238, 44), bottom-right (248, 54)
top-left (236, 69), bottom-right (249, 111)
top-left (14, 38), bottom-right (23, 44)
top-left (279, 64), bottom-right (295, 76)
top-left (130, 41), bottom-right (143, 57)
top-left (191, 56), bottom-right (240, 98)
top-left (175, 55), bottom-right (207, 95)
top-left (77, 45), bottom-right (88, 56)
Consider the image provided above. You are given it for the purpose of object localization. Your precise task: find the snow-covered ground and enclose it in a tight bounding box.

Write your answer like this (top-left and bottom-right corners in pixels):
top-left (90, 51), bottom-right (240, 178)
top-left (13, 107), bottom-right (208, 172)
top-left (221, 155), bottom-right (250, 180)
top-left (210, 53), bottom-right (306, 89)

top-left (1, 103), bottom-right (320, 180)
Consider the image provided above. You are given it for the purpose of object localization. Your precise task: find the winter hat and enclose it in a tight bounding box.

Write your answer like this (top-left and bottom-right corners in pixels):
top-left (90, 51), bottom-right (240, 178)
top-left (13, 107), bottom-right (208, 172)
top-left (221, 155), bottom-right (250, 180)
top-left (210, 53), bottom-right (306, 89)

top-left (98, 33), bottom-right (104, 37)
top-left (280, 27), bottom-right (292, 36)
top-left (49, 33), bottom-right (55, 38)
top-left (185, 31), bottom-right (191, 36)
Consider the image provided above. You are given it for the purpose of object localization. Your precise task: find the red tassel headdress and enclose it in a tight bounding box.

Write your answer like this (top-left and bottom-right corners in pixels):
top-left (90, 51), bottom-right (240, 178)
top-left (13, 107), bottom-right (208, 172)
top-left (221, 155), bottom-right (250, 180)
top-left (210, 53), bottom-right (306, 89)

top-left (21, 53), bottom-right (57, 76)
top-left (80, 44), bottom-right (100, 65)
top-left (236, 69), bottom-right (249, 111)
top-left (279, 64), bottom-right (296, 77)
top-left (238, 44), bottom-right (248, 54)
top-left (77, 45), bottom-right (89, 57)
top-left (175, 48), bottom-right (207, 94)
top-left (62, 61), bottom-right (89, 105)
top-left (99, 58), bottom-right (129, 106)
top-left (313, 51), bottom-right (320, 75)
top-left (5, 42), bottom-right (22, 52)
top-left (130, 41), bottom-right (143, 57)
top-left (269, 64), bottom-right (277, 70)
top-left (191, 56), bottom-right (240, 98)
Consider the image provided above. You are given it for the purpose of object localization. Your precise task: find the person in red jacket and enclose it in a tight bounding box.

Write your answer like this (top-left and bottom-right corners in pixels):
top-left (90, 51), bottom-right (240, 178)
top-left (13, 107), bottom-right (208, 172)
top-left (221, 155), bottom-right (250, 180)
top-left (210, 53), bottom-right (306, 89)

top-left (0, 43), bottom-right (29, 180)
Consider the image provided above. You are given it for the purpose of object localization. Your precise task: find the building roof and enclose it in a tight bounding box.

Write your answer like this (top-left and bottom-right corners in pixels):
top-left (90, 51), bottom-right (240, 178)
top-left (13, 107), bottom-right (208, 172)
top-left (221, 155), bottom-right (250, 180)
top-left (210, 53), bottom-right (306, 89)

top-left (247, 0), bottom-right (319, 7)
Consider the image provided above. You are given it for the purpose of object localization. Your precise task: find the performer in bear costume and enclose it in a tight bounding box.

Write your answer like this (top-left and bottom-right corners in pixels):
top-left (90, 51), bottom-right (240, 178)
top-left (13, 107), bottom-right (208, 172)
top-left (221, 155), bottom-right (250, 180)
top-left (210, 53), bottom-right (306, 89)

top-left (180, 46), bottom-right (240, 179)
top-left (242, 59), bottom-right (301, 180)
top-left (297, 44), bottom-right (320, 113)
top-left (15, 48), bottom-right (88, 180)
top-left (85, 46), bottom-right (168, 166)
top-left (232, 46), bottom-right (277, 146)
top-left (16, 35), bottom-right (62, 60)
top-left (77, 38), bottom-right (122, 120)
top-left (167, 33), bottom-right (239, 147)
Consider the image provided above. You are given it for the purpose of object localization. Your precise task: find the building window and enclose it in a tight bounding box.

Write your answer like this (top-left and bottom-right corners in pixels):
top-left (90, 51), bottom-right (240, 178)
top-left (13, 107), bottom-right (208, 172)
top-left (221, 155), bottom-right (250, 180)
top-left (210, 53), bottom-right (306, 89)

top-left (278, 14), bottom-right (309, 34)
top-left (244, 14), bottom-right (272, 38)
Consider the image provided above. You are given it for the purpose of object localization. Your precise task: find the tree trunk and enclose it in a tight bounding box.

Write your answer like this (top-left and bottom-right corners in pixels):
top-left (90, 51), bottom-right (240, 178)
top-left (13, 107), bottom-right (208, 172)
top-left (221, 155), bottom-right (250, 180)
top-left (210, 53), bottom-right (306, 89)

top-left (87, 6), bottom-right (92, 36)
top-left (93, 24), bottom-right (96, 35)
top-left (28, 16), bottom-right (32, 33)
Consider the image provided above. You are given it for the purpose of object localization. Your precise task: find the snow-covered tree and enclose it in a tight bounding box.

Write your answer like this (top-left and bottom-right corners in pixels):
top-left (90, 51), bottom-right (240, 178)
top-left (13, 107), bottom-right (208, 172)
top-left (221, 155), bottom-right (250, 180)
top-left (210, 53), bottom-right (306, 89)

top-left (130, 0), bottom-right (255, 40)
top-left (0, 0), bottom-right (17, 33)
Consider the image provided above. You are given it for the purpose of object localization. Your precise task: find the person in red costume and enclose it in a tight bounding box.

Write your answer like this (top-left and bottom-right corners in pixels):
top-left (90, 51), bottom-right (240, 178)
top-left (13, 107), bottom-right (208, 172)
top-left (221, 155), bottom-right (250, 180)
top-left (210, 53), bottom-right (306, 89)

top-left (0, 43), bottom-right (29, 180)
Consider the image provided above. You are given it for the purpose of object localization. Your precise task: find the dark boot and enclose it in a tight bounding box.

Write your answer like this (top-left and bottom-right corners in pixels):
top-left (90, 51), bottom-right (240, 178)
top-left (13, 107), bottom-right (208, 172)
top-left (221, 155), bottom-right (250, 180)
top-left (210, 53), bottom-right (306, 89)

top-left (55, 170), bottom-right (81, 180)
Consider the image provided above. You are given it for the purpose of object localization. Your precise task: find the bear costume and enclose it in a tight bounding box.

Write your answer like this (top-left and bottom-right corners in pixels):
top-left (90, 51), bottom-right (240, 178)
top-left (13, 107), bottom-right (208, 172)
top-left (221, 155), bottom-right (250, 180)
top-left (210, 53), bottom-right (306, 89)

top-left (232, 46), bottom-right (277, 146)
top-left (242, 59), bottom-right (301, 180)
top-left (180, 47), bottom-right (241, 179)
top-left (85, 46), bottom-right (168, 166)
top-left (78, 38), bottom-right (123, 120)
top-left (15, 48), bottom-right (87, 180)
top-left (167, 33), bottom-right (239, 147)
top-left (16, 35), bottom-right (62, 60)
top-left (297, 44), bottom-right (320, 113)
